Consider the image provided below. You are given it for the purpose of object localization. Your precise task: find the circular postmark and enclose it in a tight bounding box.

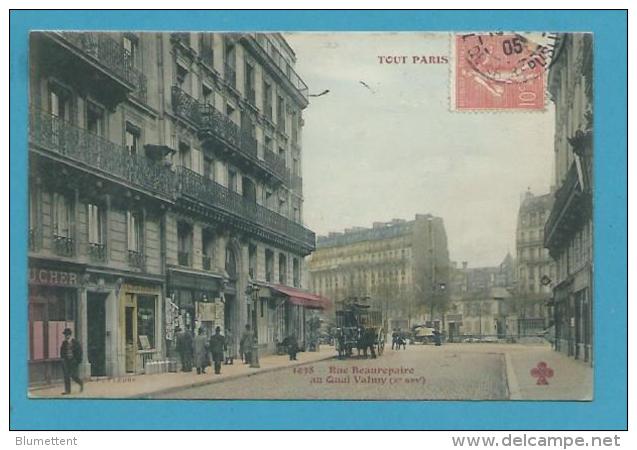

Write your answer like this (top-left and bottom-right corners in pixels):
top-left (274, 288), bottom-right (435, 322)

top-left (460, 32), bottom-right (565, 84)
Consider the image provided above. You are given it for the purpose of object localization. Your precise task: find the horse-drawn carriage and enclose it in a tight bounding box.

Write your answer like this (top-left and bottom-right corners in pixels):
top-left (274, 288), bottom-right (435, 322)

top-left (334, 299), bottom-right (386, 358)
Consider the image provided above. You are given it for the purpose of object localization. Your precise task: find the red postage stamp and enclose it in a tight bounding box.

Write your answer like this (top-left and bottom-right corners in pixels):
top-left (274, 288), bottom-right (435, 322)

top-left (454, 33), bottom-right (547, 111)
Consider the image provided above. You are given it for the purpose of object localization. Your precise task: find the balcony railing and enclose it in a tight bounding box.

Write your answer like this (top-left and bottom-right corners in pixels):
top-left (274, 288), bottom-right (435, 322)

top-left (172, 87), bottom-right (289, 183)
top-left (202, 255), bottom-right (212, 271)
top-left (177, 167), bottom-right (315, 248)
top-left (128, 250), bottom-right (145, 269)
top-left (264, 149), bottom-right (288, 181)
top-left (224, 63), bottom-right (236, 88)
top-left (30, 108), bottom-right (174, 198)
top-left (53, 235), bottom-right (74, 257)
top-left (56, 32), bottom-right (147, 95)
top-left (88, 242), bottom-right (107, 262)
top-left (178, 251), bottom-right (190, 266)
top-left (544, 162), bottom-right (586, 250)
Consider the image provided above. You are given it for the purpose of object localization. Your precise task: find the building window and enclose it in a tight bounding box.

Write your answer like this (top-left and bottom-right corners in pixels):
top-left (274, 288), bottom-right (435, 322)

top-left (263, 80), bottom-right (273, 120)
top-left (293, 258), bottom-right (300, 288)
top-left (200, 33), bottom-right (214, 67)
top-left (177, 222), bottom-right (192, 267)
top-left (265, 249), bottom-right (274, 282)
top-left (137, 295), bottom-right (156, 349)
top-left (226, 103), bottom-right (236, 122)
top-left (278, 254), bottom-right (287, 285)
top-left (125, 124), bottom-right (141, 156)
top-left (248, 244), bottom-right (257, 279)
top-left (225, 246), bottom-right (237, 280)
top-left (202, 229), bottom-right (215, 271)
top-left (176, 64), bottom-right (188, 89)
top-left (179, 141), bottom-right (191, 169)
top-left (49, 84), bottom-right (72, 121)
top-left (202, 84), bottom-right (214, 106)
top-left (228, 168), bottom-right (237, 192)
top-left (245, 62), bottom-right (255, 105)
top-left (29, 187), bottom-right (39, 251)
top-left (86, 101), bottom-right (105, 136)
top-left (123, 34), bottom-right (139, 69)
top-left (203, 156), bottom-right (215, 181)
top-left (276, 95), bottom-right (285, 132)
top-left (87, 203), bottom-right (106, 261)
top-left (126, 210), bottom-right (143, 268)
top-left (53, 193), bottom-right (74, 256)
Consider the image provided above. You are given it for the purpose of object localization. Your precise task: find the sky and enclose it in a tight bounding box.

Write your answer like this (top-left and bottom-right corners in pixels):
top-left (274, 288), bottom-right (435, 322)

top-left (285, 33), bottom-right (555, 267)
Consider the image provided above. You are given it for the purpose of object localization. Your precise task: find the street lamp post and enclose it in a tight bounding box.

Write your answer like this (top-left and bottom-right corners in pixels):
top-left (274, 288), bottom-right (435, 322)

top-left (246, 284), bottom-right (261, 368)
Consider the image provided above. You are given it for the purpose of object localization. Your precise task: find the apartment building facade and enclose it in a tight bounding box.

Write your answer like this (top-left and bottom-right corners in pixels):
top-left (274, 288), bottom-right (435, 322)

top-left (308, 215), bottom-right (450, 331)
top-left (27, 31), bottom-right (318, 385)
top-left (544, 34), bottom-right (594, 364)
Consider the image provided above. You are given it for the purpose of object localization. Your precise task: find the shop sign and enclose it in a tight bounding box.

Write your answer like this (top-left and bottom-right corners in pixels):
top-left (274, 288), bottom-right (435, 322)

top-left (29, 268), bottom-right (79, 287)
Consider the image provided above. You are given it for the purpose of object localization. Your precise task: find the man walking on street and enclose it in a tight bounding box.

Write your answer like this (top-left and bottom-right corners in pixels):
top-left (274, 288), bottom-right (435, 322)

top-left (209, 326), bottom-right (225, 375)
top-left (176, 325), bottom-right (194, 372)
top-left (193, 327), bottom-right (209, 374)
top-left (60, 328), bottom-right (83, 395)
top-left (240, 324), bottom-right (254, 365)
top-left (224, 328), bottom-right (235, 365)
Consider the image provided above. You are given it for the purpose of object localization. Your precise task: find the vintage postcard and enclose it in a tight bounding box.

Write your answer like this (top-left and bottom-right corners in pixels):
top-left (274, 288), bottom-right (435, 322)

top-left (24, 30), bottom-right (594, 403)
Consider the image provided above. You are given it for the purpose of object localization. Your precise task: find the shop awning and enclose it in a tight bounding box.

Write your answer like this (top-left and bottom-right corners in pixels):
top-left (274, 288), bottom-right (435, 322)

top-left (268, 284), bottom-right (331, 310)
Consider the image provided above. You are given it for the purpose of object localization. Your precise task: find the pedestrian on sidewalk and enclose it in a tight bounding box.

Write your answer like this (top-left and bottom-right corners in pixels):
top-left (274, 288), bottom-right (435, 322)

top-left (60, 328), bottom-right (83, 395)
top-left (241, 324), bottom-right (254, 365)
top-left (176, 325), bottom-right (194, 372)
top-left (209, 326), bottom-right (225, 375)
top-left (224, 328), bottom-right (235, 365)
top-left (286, 334), bottom-right (299, 361)
top-left (193, 327), bottom-right (209, 375)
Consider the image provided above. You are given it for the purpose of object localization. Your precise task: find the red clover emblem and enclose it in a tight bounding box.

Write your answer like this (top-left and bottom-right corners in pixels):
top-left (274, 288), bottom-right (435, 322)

top-left (530, 361), bottom-right (554, 385)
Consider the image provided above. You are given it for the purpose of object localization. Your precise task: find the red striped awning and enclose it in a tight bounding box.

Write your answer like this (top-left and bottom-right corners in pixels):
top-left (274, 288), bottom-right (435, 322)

top-left (268, 284), bottom-right (331, 310)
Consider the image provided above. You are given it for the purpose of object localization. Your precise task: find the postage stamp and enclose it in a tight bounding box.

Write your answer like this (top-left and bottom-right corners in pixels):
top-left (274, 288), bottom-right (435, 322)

top-left (453, 33), bottom-right (552, 111)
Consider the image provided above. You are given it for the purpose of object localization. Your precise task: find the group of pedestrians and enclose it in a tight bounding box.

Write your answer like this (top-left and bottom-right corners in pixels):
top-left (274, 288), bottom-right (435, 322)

top-left (175, 324), bottom-right (259, 375)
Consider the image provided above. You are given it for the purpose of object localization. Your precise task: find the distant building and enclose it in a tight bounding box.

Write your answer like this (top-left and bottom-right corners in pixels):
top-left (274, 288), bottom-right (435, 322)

top-left (514, 191), bottom-right (555, 336)
top-left (308, 215), bottom-right (450, 330)
top-left (544, 34), bottom-right (593, 364)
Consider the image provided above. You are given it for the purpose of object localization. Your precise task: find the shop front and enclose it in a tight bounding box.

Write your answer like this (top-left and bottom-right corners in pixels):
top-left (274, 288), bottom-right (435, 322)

top-left (258, 284), bottom-right (331, 354)
top-left (166, 268), bottom-right (224, 356)
top-left (28, 261), bottom-right (84, 385)
top-left (118, 282), bottom-right (163, 375)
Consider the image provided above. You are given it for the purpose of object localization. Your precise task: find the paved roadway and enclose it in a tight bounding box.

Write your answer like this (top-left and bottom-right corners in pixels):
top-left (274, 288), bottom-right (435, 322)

top-left (152, 344), bottom-right (509, 400)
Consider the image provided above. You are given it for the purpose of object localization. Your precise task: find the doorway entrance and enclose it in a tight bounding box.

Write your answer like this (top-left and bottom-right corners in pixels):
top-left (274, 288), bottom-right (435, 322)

top-left (87, 292), bottom-right (107, 377)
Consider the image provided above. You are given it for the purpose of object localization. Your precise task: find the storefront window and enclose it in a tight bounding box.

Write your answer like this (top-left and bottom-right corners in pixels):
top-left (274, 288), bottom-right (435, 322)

top-left (29, 287), bottom-right (76, 361)
top-left (137, 295), bottom-right (156, 349)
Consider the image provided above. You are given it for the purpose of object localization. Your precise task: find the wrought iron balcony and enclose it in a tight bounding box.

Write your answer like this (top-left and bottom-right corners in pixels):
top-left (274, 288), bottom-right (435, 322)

top-left (176, 167), bottom-right (315, 250)
top-left (29, 108), bottom-right (175, 199)
top-left (224, 63), bottom-right (236, 88)
top-left (544, 162), bottom-right (590, 252)
top-left (264, 149), bottom-right (288, 182)
top-left (88, 243), bottom-right (107, 262)
top-left (128, 250), bottom-right (146, 269)
top-left (172, 87), bottom-right (289, 184)
top-left (54, 32), bottom-right (147, 97)
top-left (53, 235), bottom-right (74, 257)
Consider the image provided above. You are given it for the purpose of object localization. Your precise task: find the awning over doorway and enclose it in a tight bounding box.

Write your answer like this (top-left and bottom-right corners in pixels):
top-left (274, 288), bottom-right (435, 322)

top-left (268, 284), bottom-right (331, 310)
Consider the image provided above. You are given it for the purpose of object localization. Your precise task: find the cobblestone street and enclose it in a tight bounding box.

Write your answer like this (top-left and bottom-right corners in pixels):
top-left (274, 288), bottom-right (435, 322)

top-left (152, 344), bottom-right (509, 400)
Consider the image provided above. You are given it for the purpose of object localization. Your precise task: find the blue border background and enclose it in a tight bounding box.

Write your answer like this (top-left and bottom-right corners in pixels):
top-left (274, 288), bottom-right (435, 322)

top-left (9, 10), bottom-right (627, 430)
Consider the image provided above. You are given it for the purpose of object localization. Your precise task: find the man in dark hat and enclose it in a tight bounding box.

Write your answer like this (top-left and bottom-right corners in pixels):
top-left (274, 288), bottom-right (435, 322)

top-left (60, 328), bottom-right (83, 395)
top-left (208, 326), bottom-right (225, 375)
top-left (175, 325), bottom-right (194, 372)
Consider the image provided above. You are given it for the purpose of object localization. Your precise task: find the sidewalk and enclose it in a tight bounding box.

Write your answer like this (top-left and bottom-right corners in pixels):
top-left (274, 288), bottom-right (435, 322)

top-left (501, 343), bottom-right (593, 400)
top-left (29, 347), bottom-right (335, 399)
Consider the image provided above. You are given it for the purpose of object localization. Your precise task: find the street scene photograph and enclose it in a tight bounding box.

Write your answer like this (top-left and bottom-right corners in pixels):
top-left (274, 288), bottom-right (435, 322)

top-left (25, 31), bottom-right (593, 401)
